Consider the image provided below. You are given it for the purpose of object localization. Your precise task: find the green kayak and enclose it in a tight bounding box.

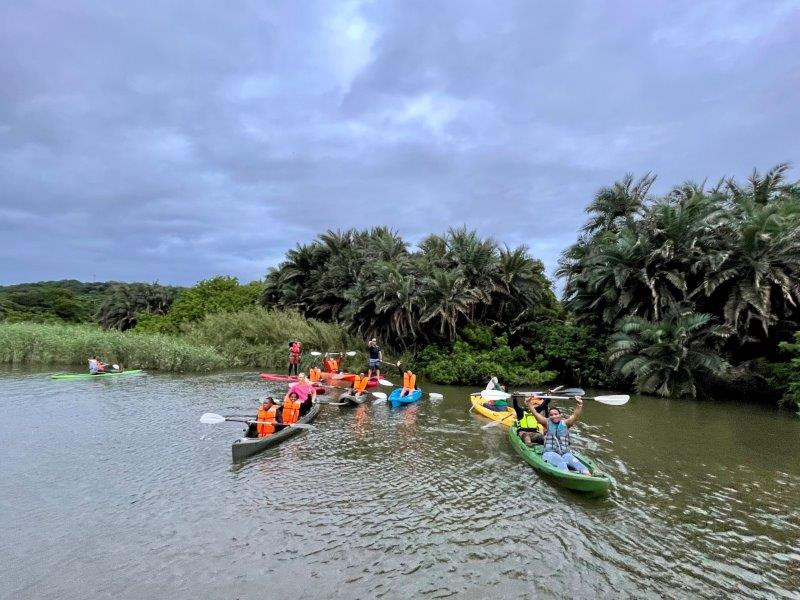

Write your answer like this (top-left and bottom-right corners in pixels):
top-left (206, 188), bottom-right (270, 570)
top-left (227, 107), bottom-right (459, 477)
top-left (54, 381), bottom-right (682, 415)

top-left (51, 369), bottom-right (144, 380)
top-left (509, 424), bottom-right (612, 494)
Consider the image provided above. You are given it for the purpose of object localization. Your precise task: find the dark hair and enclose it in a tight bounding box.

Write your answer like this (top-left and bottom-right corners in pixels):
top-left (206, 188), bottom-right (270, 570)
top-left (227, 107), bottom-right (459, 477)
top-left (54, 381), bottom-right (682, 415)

top-left (289, 392), bottom-right (299, 398)
top-left (549, 406), bottom-right (562, 415)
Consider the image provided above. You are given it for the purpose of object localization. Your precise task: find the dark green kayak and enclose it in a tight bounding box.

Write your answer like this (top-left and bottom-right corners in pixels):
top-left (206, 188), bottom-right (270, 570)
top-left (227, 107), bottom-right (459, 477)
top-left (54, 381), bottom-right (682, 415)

top-left (509, 424), bottom-right (612, 493)
top-left (51, 370), bottom-right (144, 380)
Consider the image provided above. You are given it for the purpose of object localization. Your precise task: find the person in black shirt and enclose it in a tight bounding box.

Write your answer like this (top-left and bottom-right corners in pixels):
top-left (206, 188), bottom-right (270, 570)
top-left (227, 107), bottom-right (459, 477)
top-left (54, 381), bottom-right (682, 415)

top-left (367, 338), bottom-right (382, 378)
top-left (511, 393), bottom-right (552, 446)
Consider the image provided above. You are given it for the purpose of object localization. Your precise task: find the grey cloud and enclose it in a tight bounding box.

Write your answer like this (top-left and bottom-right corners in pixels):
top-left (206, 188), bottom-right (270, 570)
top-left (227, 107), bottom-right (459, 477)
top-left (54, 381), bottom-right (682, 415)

top-left (1, 0), bottom-right (798, 287)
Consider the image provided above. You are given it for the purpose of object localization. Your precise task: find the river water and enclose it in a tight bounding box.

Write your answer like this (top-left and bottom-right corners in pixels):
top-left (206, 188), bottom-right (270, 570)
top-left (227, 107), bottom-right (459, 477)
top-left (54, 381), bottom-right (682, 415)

top-left (1, 369), bottom-right (798, 599)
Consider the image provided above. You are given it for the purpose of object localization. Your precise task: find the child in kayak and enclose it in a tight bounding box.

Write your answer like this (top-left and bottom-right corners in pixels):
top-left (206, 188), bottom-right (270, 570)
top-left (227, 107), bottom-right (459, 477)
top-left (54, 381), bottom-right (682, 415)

top-left (532, 398), bottom-right (590, 475)
top-left (400, 371), bottom-right (417, 396)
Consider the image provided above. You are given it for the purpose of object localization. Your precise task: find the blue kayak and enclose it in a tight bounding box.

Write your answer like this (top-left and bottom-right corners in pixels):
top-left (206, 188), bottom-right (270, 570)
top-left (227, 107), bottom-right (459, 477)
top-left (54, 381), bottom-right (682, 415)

top-left (388, 387), bottom-right (422, 407)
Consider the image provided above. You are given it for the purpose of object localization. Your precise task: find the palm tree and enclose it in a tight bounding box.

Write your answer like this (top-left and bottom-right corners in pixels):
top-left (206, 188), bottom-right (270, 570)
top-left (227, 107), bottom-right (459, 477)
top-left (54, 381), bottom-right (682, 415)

top-left (608, 312), bottom-right (731, 398)
top-left (419, 268), bottom-right (479, 341)
top-left (583, 173), bottom-right (656, 234)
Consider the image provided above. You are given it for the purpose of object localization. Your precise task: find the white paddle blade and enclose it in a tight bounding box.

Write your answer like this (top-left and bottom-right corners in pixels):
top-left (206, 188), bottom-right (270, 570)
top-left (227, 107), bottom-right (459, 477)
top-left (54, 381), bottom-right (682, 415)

top-left (346, 351), bottom-right (357, 356)
top-left (429, 392), bottom-right (443, 400)
top-left (112, 364), bottom-right (120, 370)
top-left (593, 395), bottom-right (630, 405)
top-left (371, 392), bottom-right (387, 400)
top-left (378, 379), bottom-right (394, 386)
top-left (481, 389), bottom-right (511, 401)
top-left (310, 351), bottom-right (322, 356)
top-left (481, 420), bottom-right (504, 430)
top-left (200, 412), bottom-right (226, 424)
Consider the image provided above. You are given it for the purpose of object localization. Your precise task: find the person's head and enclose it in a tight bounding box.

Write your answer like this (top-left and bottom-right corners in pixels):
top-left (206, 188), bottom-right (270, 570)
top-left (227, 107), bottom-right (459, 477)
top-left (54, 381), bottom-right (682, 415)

top-left (359, 372), bottom-right (365, 377)
top-left (262, 397), bottom-right (275, 408)
top-left (288, 392), bottom-right (299, 401)
top-left (548, 406), bottom-right (563, 423)
top-left (298, 372), bottom-right (308, 382)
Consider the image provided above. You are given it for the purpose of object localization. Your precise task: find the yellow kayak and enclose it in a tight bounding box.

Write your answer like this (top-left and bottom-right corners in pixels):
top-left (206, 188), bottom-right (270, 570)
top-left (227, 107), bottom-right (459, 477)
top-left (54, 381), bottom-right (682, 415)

top-left (469, 393), bottom-right (517, 427)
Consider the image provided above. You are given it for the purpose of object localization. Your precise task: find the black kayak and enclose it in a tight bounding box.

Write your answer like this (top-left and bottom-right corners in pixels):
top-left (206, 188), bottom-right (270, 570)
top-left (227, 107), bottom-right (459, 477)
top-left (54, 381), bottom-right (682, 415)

top-left (339, 392), bottom-right (370, 405)
top-left (231, 403), bottom-right (321, 461)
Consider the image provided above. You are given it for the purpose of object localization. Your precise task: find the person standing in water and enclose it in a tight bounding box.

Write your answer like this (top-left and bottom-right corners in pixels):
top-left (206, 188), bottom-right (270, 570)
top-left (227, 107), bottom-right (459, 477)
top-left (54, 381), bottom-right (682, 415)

top-left (288, 340), bottom-right (302, 376)
top-left (367, 339), bottom-right (382, 379)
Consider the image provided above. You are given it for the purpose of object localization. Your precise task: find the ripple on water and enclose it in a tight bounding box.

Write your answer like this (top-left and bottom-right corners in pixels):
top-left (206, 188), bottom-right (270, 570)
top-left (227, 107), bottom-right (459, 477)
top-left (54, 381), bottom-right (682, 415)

top-left (1, 373), bottom-right (799, 599)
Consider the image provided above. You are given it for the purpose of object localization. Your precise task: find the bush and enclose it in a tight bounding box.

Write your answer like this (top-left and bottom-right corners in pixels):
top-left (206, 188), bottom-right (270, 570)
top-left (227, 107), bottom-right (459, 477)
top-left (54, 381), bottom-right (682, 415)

top-left (417, 325), bottom-right (557, 386)
top-left (0, 322), bottom-right (225, 371)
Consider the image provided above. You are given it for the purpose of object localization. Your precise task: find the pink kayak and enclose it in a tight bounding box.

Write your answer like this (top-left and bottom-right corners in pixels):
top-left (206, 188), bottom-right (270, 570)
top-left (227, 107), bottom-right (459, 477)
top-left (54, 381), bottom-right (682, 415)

top-left (259, 373), bottom-right (326, 394)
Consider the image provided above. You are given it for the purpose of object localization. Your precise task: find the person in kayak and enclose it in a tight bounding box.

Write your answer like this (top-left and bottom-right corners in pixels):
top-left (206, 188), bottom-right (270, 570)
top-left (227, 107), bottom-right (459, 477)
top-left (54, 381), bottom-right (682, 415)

top-left (88, 357), bottom-right (99, 374)
top-left (323, 352), bottom-right (343, 373)
top-left (281, 391), bottom-right (302, 425)
top-left (247, 397), bottom-right (281, 438)
top-left (287, 373), bottom-right (317, 411)
top-left (288, 340), bottom-right (302, 376)
top-left (483, 376), bottom-right (508, 410)
top-left (351, 373), bottom-right (370, 396)
top-left (309, 367), bottom-right (322, 383)
top-left (367, 339), bottom-right (382, 378)
top-left (511, 393), bottom-right (550, 445)
top-left (532, 398), bottom-right (590, 475)
top-left (400, 370), bottom-right (417, 397)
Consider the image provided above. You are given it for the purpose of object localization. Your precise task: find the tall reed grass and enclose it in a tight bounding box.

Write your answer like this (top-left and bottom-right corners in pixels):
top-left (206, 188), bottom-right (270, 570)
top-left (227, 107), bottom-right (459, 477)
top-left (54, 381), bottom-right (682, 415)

top-left (184, 307), bottom-right (368, 370)
top-left (0, 322), bottom-right (225, 371)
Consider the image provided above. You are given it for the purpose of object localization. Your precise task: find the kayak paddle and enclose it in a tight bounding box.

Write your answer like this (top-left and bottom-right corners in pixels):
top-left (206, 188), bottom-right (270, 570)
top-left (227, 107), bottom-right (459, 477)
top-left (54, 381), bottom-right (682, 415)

top-left (199, 413), bottom-right (316, 429)
top-left (541, 394), bottom-right (630, 406)
top-left (371, 391), bottom-right (387, 405)
top-left (429, 392), bottom-right (443, 400)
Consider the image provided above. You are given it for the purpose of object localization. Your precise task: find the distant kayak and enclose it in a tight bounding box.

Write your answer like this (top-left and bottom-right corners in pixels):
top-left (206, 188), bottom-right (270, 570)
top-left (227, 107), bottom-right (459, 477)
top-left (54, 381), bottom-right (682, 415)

top-left (51, 370), bottom-right (144, 380)
top-left (339, 392), bottom-right (370, 405)
top-left (388, 387), bottom-right (422, 407)
top-left (509, 424), bottom-right (611, 494)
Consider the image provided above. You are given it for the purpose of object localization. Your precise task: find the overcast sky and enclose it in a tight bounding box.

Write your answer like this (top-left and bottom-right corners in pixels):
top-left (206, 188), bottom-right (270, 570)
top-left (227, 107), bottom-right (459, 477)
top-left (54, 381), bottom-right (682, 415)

top-left (1, 0), bottom-right (799, 287)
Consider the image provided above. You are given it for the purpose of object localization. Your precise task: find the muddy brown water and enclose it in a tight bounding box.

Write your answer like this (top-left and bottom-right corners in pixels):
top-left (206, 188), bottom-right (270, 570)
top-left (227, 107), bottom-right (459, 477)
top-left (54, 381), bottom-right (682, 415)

top-left (1, 369), bottom-right (798, 599)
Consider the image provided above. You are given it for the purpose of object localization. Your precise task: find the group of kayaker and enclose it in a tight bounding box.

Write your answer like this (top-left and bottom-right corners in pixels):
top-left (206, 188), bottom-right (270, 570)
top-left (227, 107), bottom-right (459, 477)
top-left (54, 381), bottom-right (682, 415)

top-left (486, 376), bottom-right (590, 476)
top-left (245, 338), bottom-right (418, 439)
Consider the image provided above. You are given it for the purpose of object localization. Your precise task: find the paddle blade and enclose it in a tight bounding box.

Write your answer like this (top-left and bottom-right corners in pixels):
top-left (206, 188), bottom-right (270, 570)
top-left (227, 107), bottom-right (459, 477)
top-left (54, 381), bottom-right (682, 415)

top-left (112, 364), bottom-right (120, 370)
top-left (429, 392), bottom-right (443, 400)
top-left (371, 392), bottom-right (387, 400)
top-left (560, 388), bottom-right (586, 396)
top-left (200, 412), bottom-right (226, 424)
top-left (378, 379), bottom-right (394, 386)
top-left (310, 351), bottom-right (321, 356)
top-left (481, 420), bottom-right (504, 430)
top-left (481, 389), bottom-right (511, 401)
top-left (593, 395), bottom-right (629, 406)
top-left (289, 423), bottom-right (316, 430)
top-left (346, 351), bottom-right (357, 356)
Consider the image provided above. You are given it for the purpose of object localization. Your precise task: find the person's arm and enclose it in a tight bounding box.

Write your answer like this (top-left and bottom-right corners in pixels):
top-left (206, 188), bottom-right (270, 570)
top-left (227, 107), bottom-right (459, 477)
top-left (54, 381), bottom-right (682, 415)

top-left (532, 407), bottom-right (548, 426)
top-left (511, 395), bottom-right (524, 419)
top-left (535, 397), bottom-right (551, 416)
top-left (378, 350), bottom-right (382, 361)
top-left (566, 398), bottom-right (583, 427)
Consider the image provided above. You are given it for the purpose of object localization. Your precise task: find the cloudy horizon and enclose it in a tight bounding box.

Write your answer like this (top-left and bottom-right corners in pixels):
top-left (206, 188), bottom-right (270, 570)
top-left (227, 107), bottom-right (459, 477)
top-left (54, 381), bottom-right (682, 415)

top-left (1, 0), bottom-right (799, 288)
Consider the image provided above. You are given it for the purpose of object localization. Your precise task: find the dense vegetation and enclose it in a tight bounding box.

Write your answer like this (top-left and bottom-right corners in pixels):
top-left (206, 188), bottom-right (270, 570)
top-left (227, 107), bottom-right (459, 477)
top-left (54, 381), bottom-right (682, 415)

top-left (3, 165), bottom-right (798, 407)
top-left (0, 280), bottom-right (122, 323)
top-left (560, 164), bottom-right (800, 403)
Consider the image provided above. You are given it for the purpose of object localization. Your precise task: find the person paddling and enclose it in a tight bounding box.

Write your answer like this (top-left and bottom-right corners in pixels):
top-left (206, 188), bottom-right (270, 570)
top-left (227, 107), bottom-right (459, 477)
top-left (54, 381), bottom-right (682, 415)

top-left (531, 398), bottom-right (590, 475)
top-left (88, 356), bottom-right (99, 374)
top-left (483, 376), bottom-right (508, 410)
top-left (247, 397), bottom-right (281, 438)
top-left (400, 370), bottom-right (417, 397)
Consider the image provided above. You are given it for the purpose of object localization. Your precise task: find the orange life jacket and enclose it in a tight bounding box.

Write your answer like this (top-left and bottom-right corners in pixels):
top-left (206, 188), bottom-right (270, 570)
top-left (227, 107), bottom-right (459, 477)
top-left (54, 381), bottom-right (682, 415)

top-left (403, 372), bottom-right (416, 390)
top-left (257, 405), bottom-right (278, 437)
top-left (282, 396), bottom-right (301, 424)
top-left (309, 367), bottom-right (321, 382)
top-left (323, 358), bottom-right (340, 372)
top-left (354, 375), bottom-right (369, 394)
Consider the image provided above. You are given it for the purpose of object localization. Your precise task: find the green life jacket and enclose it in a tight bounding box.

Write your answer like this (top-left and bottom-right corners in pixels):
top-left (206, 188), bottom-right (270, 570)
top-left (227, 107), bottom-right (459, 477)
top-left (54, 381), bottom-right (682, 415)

top-left (518, 411), bottom-right (540, 430)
